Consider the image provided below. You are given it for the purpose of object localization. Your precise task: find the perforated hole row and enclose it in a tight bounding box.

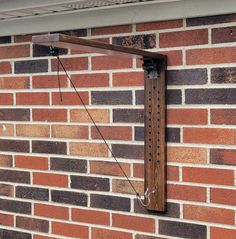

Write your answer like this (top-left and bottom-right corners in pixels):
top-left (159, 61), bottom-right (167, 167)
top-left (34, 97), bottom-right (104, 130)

top-left (148, 86), bottom-right (161, 162)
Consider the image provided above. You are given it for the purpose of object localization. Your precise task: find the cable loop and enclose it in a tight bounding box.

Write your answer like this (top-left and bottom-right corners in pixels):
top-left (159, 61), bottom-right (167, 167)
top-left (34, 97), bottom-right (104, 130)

top-left (136, 188), bottom-right (157, 207)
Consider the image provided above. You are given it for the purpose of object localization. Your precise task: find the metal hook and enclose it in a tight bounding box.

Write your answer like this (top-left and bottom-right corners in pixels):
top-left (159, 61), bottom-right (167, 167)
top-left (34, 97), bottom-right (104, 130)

top-left (136, 187), bottom-right (156, 207)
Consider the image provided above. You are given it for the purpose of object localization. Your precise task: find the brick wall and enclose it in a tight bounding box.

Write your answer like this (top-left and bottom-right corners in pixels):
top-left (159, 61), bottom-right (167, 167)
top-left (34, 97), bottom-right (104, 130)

top-left (0, 13), bottom-right (236, 239)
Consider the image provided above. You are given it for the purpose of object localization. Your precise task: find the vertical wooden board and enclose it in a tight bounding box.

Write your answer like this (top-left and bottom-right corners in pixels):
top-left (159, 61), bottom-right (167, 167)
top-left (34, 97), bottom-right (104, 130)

top-left (144, 59), bottom-right (166, 211)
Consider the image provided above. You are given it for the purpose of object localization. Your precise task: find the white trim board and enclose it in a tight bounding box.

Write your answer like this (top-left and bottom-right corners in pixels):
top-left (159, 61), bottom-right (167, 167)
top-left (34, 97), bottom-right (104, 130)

top-left (0, 0), bottom-right (236, 37)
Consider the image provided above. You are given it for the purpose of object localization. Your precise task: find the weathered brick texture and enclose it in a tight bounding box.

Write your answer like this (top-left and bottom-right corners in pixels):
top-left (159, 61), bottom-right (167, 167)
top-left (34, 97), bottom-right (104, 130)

top-left (0, 12), bottom-right (236, 239)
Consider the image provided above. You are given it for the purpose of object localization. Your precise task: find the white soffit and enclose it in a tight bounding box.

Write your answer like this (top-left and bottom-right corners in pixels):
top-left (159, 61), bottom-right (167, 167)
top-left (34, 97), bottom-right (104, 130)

top-left (0, 0), bottom-right (235, 37)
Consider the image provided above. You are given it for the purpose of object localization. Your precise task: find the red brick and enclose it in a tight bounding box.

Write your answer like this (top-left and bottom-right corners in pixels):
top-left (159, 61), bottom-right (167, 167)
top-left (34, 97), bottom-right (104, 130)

top-left (14, 33), bottom-right (46, 43)
top-left (52, 125), bottom-right (88, 139)
top-left (167, 166), bottom-right (179, 181)
top-left (183, 167), bottom-right (234, 185)
top-left (112, 72), bottom-right (144, 86)
top-left (167, 109), bottom-right (208, 125)
top-left (183, 128), bottom-right (235, 145)
top-left (33, 172), bottom-right (68, 187)
top-left (51, 57), bottom-right (88, 71)
top-left (15, 155), bottom-right (48, 170)
top-left (34, 203), bottom-right (69, 220)
top-left (0, 45), bottom-right (30, 59)
top-left (211, 227), bottom-right (236, 239)
top-left (167, 184), bottom-right (206, 202)
top-left (0, 213), bottom-right (14, 226)
top-left (92, 56), bottom-right (132, 70)
top-left (52, 222), bottom-right (88, 239)
top-left (16, 124), bottom-right (50, 138)
top-left (70, 142), bottom-right (108, 157)
top-left (71, 73), bottom-right (109, 87)
top-left (0, 93), bottom-right (13, 105)
top-left (167, 147), bottom-right (207, 164)
top-left (133, 163), bottom-right (144, 178)
top-left (159, 50), bottom-right (183, 66)
top-left (112, 214), bottom-right (155, 233)
top-left (90, 161), bottom-right (130, 177)
top-left (92, 228), bottom-right (132, 239)
top-left (136, 19), bottom-right (183, 31)
top-left (16, 92), bottom-right (49, 105)
top-left (33, 109), bottom-right (67, 122)
top-left (0, 76), bottom-right (29, 89)
top-left (52, 91), bottom-right (89, 105)
top-left (0, 62), bottom-right (11, 74)
top-left (211, 188), bottom-right (236, 206)
top-left (160, 29), bottom-right (208, 48)
top-left (211, 109), bottom-right (236, 125)
top-left (184, 204), bottom-right (235, 225)
top-left (186, 47), bottom-right (236, 65)
top-left (70, 109), bottom-right (109, 123)
top-left (72, 208), bottom-right (109, 225)
top-left (91, 126), bottom-right (132, 140)
top-left (32, 75), bottom-right (68, 89)
top-left (91, 25), bottom-right (132, 36)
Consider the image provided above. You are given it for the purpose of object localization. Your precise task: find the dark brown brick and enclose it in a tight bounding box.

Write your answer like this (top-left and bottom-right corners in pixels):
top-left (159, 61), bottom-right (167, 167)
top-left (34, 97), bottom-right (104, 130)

top-left (0, 169), bottom-right (30, 183)
top-left (0, 184), bottom-right (13, 197)
top-left (0, 199), bottom-right (31, 214)
top-left (167, 89), bottom-right (182, 104)
top-left (15, 60), bottom-right (48, 74)
top-left (0, 229), bottom-right (31, 239)
top-left (212, 26), bottom-right (236, 44)
top-left (0, 154), bottom-right (12, 167)
top-left (113, 109), bottom-right (144, 123)
top-left (91, 194), bottom-right (130, 212)
top-left (167, 69), bottom-right (208, 85)
top-left (112, 144), bottom-right (144, 160)
top-left (210, 149), bottom-right (236, 166)
top-left (211, 67), bottom-right (236, 83)
top-left (32, 141), bottom-right (67, 155)
top-left (71, 176), bottom-right (109, 191)
top-left (135, 127), bottom-right (180, 143)
top-left (187, 13), bottom-right (236, 26)
top-left (135, 90), bottom-right (144, 105)
top-left (91, 91), bottom-right (132, 105)
top-left (50, 157), bottom-right (87, 173)
top-left (0, 139), bottom-right (29, 153)
top-left (16, 186), bottom-right (49, 201)
top-left (134, 200), bottom-right (180, 218)
top-left (33, 45), bottom-right (67, 57)
top-left (16, 216), bottom-right (49, 233)
top-left (112, 34), bottom-right (156, 49)
top-left (135, 126), bottom-right (144, 141)
top-left (185, 88), bottom-right (236, 104)
top-left (167, 128), bottom-right (181, 143)
top-left (0, 109), bottom-right (30, 121)
top-left (51, 190), bottom-right (87, 206)
top-left (136, 235), bottom-right (166, 239)
top-left (0, 36), bottom-right (11, 44)
top-left (159, 220), bottom-right (207, 239)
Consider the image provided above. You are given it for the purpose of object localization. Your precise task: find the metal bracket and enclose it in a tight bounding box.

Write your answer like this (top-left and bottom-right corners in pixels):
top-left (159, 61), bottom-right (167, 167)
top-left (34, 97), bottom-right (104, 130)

top-left (142, 57), bottom-right (161, 80)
